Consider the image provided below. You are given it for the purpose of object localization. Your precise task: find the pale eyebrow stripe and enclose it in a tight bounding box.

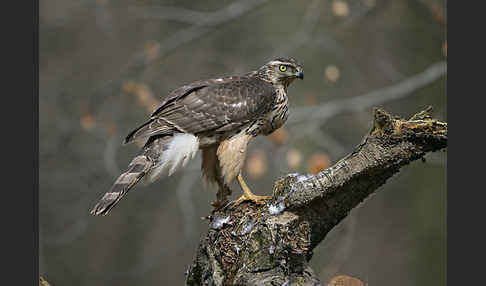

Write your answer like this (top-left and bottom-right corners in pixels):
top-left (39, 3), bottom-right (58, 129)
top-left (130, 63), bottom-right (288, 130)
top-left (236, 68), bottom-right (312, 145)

top-left (268, 61), bottom-right (296, 68)
top-left (268, 60), bottom-right (287, 65)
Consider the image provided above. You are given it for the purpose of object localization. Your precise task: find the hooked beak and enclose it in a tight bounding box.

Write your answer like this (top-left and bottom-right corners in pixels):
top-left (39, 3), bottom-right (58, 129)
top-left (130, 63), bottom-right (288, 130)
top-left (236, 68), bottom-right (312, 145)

top-left (296, 71), bottom-right (304, 80)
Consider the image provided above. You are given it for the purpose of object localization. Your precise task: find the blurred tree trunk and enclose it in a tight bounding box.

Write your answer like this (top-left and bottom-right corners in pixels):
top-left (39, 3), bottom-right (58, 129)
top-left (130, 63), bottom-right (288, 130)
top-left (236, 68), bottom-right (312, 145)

top-left (185, 107), bottom-right (447, 286)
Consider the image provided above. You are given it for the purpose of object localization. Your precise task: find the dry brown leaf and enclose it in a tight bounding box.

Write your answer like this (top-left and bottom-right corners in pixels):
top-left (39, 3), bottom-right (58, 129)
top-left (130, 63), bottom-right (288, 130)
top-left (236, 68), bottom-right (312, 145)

top-left (332, 0), bottom-right (350, 17)
top-left (144, 41), bottom-right (160, 62)
top-left (327, 275), bottom-right (365, 286)
top-left (304, 93), bottom-right (318, 105)
top-left (307, 152), bottom-right (331, 174)
top-left (286, 148), bottom-right (303, 170)
top-left (325, 65), bottom-right (340, 83)
top-left (104, 121), bottom-right (118, 136)
top-left (80, 114), bottom-right (95, 131)
top-left (122, 81), bottom-right (161, 114)
top-left (246, 149), bottom-right (268, 179)
top-left (122, 80), bottom-right (137, 94)
top-left (268, 127), bottom-right (289, 145)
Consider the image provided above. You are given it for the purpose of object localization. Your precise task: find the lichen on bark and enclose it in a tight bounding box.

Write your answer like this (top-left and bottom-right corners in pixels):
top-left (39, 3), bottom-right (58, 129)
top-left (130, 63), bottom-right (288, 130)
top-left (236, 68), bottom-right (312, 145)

top-left (185, 107), bottom-right (447, 286)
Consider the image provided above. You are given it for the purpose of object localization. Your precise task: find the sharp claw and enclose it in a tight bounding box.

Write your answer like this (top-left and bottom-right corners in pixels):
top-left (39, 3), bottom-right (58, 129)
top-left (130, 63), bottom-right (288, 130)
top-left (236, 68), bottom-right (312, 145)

top-left (232, 195), bottom-right (272, 207)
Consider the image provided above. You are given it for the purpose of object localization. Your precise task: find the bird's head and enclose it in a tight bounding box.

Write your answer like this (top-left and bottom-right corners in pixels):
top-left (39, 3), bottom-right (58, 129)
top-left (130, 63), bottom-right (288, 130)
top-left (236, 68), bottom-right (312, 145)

top-left (256, 57), bottom-right (304, 87)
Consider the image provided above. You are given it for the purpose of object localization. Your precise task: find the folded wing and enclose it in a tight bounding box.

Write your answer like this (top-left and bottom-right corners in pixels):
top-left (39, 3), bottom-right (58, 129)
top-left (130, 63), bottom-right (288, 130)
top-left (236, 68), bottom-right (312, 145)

top-left (124, 76), bottom-right (276, 144)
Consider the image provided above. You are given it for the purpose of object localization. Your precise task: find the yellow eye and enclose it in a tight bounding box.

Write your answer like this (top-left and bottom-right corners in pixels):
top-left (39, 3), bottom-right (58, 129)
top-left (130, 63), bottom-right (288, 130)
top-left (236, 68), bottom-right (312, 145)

top-left (279, 65), bottom-right (287, 72)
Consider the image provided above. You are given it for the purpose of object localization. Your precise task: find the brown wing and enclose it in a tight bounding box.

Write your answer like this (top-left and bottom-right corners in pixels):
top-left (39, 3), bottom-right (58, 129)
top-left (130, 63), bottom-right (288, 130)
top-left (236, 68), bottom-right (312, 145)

top-left (124, 76), bottom-right (276, 144)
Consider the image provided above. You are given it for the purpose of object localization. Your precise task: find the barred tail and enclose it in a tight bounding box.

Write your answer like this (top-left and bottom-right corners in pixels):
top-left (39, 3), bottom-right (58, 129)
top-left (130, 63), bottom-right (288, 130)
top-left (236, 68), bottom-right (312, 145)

top-left (91, 133), bottom-right (199, 216)
top-left (90, 155), bottom-right (152, 216)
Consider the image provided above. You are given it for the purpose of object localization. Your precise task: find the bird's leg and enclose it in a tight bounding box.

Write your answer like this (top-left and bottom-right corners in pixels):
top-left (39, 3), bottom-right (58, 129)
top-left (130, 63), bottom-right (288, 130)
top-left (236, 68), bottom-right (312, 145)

top-left (211, 184), bottom-right (232, 210)
top-left (233, 173), bottom-right (272, 206)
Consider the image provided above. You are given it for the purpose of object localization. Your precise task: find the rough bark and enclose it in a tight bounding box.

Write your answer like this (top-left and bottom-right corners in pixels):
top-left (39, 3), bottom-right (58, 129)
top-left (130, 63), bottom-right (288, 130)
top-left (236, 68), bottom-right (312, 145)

top-left (185, 107), bottom-right (447, 286)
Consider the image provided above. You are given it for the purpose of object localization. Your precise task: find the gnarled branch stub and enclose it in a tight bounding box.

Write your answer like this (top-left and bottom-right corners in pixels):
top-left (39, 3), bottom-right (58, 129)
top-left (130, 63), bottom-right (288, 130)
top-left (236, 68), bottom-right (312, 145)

top-left (186, 107), bottom-right (447, 286)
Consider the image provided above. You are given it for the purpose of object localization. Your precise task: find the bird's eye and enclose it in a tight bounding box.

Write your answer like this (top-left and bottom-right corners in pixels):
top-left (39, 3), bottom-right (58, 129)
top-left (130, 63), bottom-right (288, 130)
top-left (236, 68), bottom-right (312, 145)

top-left (279, 65), bottom-right (287, 72)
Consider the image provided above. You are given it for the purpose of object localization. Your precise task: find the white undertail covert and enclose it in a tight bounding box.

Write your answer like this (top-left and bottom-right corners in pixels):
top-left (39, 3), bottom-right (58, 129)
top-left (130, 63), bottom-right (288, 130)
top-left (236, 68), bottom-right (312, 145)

top-left (148, 133), bottom-right (199, 181)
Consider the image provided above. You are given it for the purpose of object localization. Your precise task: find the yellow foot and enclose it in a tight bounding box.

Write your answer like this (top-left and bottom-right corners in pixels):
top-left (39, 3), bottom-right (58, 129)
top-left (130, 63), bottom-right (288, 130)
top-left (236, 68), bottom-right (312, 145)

top-left (233, 173), bottom-right (272, 206)
top-left (233, 193), bottom-right (272, 206)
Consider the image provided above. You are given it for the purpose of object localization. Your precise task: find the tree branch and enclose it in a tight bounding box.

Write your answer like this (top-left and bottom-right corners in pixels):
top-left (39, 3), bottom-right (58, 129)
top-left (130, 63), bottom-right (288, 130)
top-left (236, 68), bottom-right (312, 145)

top-left (185, 107), bottom-right (447, 286)
top-left (289, 61), bottom-right (447, 126)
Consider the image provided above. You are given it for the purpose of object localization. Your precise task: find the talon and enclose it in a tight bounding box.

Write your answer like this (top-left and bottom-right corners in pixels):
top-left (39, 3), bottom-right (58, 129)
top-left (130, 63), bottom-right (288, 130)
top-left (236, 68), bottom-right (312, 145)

top-left (232, 173), bottom-right (273, 206)
top-left (233, 194), bottom-right (272, 206)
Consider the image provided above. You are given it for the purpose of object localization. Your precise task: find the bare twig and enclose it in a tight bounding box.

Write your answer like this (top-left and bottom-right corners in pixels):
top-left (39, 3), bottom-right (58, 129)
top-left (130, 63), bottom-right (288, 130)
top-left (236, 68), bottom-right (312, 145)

top-left (89, 0), bottom-right (270, 102)
top-left (289, 61), bottom-right (447, 126)
top-left (129, 6), bottom-right (210, 24)
top-left (334, 0), bottom-right (377, 32)
top-left (148, 0), bottom-right (270, 62)
top-left (306, 130), bottom-right (348, 157)
top-left (279, 0), bottom-right (323, 55)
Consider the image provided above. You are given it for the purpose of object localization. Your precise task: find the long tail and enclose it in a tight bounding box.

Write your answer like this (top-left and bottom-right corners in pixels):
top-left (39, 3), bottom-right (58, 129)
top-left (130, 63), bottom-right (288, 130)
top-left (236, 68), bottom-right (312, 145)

top-left (90, 154), bottom-right (152, 216)
top-left (90, 133), bottom-right (199, 216)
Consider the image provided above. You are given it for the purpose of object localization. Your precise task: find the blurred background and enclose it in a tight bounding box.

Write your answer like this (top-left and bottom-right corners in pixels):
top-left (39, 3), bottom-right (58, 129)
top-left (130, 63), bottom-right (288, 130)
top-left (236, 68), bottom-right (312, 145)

top-left (39, 0), bottom-right (446, 285)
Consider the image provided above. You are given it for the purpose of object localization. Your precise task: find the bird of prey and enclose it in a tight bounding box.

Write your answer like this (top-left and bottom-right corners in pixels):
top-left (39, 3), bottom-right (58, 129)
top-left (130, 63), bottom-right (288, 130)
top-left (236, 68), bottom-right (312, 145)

top-left (90, 57), bottom-right (304, 216)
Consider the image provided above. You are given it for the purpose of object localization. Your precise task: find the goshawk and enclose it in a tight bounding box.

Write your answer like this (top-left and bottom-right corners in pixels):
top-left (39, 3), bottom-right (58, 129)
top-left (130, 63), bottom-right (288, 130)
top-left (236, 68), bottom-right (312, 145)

top-left (91, 57), bottom-right (303, 216)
